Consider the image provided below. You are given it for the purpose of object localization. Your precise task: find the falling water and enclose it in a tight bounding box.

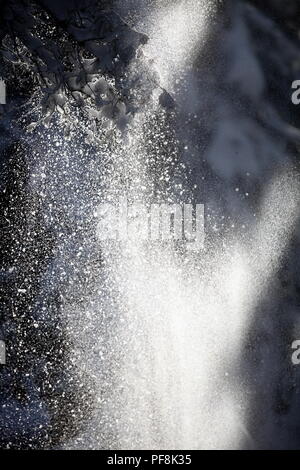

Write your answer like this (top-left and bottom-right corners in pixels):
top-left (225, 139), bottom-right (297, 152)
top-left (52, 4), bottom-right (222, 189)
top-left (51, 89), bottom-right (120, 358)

top-left (37, 1), bottom-right (298, 450)
top-left (2, 0), bottom-right (300, 451)
top-left (3, 0), bottom-right (296, 450)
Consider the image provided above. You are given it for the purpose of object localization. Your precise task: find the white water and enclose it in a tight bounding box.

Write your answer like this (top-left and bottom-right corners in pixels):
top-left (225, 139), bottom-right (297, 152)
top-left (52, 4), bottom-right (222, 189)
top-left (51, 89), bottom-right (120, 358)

top-left (60, 0), bottom-right (300, 450)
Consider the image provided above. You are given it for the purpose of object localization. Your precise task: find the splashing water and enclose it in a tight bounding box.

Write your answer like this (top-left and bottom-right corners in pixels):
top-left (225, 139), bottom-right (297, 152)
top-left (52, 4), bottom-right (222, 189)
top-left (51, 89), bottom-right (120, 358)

top-left (142, 0), bottom-right (214, 90)
top-left (52, 0), bottom-right (300, 450)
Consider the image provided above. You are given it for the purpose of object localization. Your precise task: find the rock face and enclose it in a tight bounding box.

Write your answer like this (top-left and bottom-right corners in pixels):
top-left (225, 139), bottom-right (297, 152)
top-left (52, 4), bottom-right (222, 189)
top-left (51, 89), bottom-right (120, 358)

top-left (1, 0), bottom-right (300, 449)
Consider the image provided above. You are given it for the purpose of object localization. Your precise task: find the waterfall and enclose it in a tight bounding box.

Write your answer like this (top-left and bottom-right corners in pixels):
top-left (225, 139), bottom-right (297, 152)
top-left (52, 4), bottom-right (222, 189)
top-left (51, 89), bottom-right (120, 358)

top-left (1, 0), bottom-right (300, 450)
top-left (58, 1), bottom-right (299, 449)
